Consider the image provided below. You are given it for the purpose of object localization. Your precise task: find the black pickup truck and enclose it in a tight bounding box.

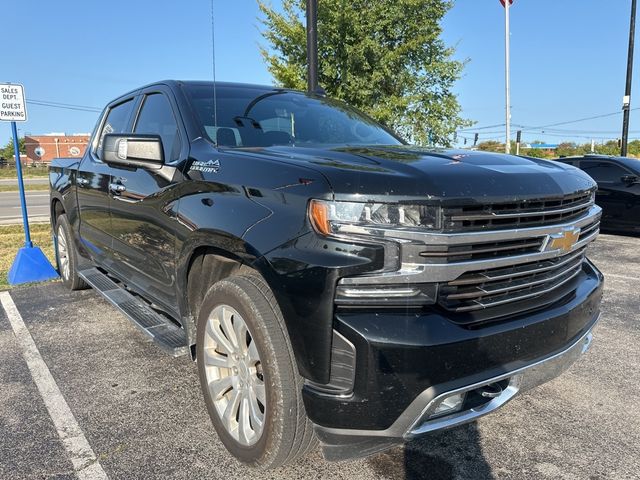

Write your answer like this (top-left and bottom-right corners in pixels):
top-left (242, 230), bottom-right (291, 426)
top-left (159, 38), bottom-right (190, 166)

top-left (49, 81), bottom-right (603, 468)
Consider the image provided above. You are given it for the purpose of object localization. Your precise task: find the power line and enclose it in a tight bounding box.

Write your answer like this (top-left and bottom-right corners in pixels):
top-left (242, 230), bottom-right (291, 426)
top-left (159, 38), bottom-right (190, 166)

top-left (522, 108), bottom-right (640, 130)
top-left (519, 132), bottom-right (617, 140)
top-left (25, 100), bottom-right (102, 113)
top-left (472, 130), bottom-right (509, 136)
top-left (522, 127), bottom-right (625, 134)
top-left (457, 123), bottom-right (506, 132)
top-left (28, 98), bottom-right (102, 110)
top-left (456, 108), bottom-right (640, 144)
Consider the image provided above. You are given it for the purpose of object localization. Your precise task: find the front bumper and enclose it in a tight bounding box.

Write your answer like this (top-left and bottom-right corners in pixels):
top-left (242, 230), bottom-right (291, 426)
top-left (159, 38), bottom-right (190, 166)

top-left (406, 319), bottom-right (596, 437)
top-left (306, 260), bottom-right (603, 461)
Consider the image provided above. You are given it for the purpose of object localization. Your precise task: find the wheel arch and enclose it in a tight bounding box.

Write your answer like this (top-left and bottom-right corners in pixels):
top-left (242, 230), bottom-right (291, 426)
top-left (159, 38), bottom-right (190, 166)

top-left (50, 196), bottom-right (66, 226)
top-left (184, 245), bottom-right (256, 320)
top-left (177, 235), bottom-right (274, 356)
top-left (177, 231), bottom-right (339, 384)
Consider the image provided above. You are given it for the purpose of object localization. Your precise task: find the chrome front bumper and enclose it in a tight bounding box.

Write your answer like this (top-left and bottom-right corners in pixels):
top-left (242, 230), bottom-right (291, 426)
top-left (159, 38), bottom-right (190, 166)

top-left (406, 314), bottom-right (598, 436)
top-left (314, 312), bottom-right (599, 458)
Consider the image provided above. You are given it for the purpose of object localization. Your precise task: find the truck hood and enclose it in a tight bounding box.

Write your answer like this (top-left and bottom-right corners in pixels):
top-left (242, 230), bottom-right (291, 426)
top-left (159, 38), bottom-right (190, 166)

top-left (234, 145), bottom-right (596, 204)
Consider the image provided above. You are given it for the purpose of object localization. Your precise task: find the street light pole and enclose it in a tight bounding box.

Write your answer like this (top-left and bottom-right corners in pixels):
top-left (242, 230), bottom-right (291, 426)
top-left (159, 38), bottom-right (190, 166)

top-left (306, 0), bottom-right (318, 93)
top-left (504, 0), bottom-right (511, 154)
top-left (621, 0), bottom-right (637, 157)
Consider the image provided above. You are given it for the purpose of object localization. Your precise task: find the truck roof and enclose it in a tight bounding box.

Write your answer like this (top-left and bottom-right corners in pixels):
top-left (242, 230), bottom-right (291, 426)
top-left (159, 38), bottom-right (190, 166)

top-left (111, 80), bottom-right (290, 104)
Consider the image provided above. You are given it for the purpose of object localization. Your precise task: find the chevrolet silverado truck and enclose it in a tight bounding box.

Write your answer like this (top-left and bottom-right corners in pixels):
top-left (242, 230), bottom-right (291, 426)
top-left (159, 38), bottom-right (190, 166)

top-left (49, 81), bottom-right (603, 468)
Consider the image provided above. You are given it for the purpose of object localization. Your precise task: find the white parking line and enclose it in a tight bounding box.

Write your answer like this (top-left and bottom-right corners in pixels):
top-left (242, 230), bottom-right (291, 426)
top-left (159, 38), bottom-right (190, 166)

top-left (0, 292), bottom-right (108, 480)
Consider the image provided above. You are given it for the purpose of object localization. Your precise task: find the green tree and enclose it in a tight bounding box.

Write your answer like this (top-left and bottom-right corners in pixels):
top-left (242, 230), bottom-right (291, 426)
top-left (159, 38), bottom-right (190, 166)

top-left (0, 137), bottom-right (25, 163)
top-left (519, 148), bottom-right (551, 159)
top-left (556, 142), bottom-right (578, 158)
top-left (476, 140), bottom-right (504, 153)
top-left (593, 140), bottom-right (619, 156)
top-left (258, 0), bottom-right (471, 146)
top-left (627, 139), bottom-right (640, 157)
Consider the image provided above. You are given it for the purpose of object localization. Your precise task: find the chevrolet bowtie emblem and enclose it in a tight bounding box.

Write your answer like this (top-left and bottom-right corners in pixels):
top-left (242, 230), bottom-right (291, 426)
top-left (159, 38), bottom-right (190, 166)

top-left (547, 228), bottom-right (580, 253)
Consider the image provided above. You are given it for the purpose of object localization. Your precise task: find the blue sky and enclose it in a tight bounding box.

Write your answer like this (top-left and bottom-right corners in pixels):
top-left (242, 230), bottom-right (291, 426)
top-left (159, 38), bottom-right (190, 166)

top-left (2, 0), bottom-right (638, 147)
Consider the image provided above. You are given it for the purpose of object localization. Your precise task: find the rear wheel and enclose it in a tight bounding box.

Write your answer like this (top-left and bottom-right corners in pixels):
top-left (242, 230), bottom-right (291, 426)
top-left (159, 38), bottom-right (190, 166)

top-left (196, 274), bottom-right (316, 468)
top-left (55, 214), bottom-right (87, 290)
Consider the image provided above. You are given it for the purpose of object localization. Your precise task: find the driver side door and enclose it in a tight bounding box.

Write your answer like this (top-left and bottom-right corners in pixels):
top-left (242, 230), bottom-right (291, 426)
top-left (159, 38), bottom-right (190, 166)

top-left (106, 88), bottom-right (187, 316)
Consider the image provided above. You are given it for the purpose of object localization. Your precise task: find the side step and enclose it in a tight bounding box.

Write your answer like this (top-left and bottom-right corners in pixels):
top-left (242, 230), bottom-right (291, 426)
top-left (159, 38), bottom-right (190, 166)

top-left (79, 268), bottom-right (189, 357)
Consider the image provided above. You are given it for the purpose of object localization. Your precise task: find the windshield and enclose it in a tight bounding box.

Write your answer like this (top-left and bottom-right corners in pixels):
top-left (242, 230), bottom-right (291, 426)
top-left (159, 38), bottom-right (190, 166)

top-left (183, 84), bottom-right (403, 148)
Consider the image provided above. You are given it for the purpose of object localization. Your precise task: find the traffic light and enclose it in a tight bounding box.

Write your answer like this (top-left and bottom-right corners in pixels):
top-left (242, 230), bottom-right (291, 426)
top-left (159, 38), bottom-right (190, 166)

top-left (474, 133), bottom-right (479, 146)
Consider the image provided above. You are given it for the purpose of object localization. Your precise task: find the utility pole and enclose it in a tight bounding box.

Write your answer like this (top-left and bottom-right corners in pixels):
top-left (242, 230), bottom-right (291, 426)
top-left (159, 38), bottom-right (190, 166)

top-left (504, 0), bottom-right (511, 154)
top-left (306, 0), bottom-right (318, 93)
top-left (622, 0), bottom-right (637, 157)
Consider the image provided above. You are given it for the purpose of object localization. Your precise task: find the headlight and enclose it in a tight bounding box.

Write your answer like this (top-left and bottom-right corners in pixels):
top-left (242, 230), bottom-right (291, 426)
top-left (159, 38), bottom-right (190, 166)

top-left (309, 199), bottom-right (441, 236)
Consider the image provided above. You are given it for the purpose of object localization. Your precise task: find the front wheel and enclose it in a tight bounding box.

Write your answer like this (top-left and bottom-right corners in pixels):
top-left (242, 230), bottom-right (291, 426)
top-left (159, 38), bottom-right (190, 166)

top-left (196, 274), bottom-right (316, 468)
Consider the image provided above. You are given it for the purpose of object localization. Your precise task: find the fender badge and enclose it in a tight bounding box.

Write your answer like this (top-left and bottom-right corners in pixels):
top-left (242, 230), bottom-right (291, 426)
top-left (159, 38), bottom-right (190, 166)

top-left (192, 159), bottom-right (220, 173)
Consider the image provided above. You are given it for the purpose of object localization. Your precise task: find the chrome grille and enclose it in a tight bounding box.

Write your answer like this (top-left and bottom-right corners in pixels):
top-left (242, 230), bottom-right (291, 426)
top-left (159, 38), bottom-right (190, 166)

top-left (418, 237), bottom-right (545, 263)
top-left (442, 190), bottom-right (594, 232)
top-left (439, 248), bottom-right (587, 313)
top-left (579, 218), bottom-right (600, 241)
top-left (337, 199), bottom-right (601, 325)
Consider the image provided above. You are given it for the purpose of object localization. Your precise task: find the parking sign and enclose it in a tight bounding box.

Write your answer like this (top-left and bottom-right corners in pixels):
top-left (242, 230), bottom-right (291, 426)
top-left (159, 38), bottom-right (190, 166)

top-left (0, 83), bottom-right (27, 122)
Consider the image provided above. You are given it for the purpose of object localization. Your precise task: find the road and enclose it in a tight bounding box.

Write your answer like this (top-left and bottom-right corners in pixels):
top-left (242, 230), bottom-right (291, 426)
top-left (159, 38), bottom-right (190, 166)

top-left (0, 234), bottom-right (638, 479)
top-left (0, 177), bottom-right (49, 186)
top-left (0, 190), bottom-right (50, 225)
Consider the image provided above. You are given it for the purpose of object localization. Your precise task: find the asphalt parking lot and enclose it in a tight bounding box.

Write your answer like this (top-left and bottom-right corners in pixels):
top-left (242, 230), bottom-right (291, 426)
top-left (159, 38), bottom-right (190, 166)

top-left (0, 234), bottom-right (638, 480)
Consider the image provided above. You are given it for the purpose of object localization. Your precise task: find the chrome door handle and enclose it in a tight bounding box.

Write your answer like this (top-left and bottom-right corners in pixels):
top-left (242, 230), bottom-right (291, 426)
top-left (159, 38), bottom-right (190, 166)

top-left (77, 177), bottom-right (89, 186)
top-left (109, 183), bottom-right (126, 194)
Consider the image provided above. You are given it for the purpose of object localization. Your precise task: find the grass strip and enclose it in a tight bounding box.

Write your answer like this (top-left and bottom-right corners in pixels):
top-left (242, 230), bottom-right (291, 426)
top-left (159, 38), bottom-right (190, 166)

top-left (0, 168), bottom-right (49, 179)
top-left (0, 224), bottom-right (55, 290)
top-left (0, 184), bottom-right (50, 192)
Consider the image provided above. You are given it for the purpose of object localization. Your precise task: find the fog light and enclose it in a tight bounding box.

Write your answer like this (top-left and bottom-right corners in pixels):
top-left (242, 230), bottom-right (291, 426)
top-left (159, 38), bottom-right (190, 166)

top-left (432, 393), bottom-right (466, 417)
top-left (335, 283), bottom-right (437, 307)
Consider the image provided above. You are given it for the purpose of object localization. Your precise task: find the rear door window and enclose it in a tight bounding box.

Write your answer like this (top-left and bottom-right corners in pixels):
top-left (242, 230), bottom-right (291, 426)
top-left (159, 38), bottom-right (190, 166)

top-left (580, 161), bottom-right (630, 183)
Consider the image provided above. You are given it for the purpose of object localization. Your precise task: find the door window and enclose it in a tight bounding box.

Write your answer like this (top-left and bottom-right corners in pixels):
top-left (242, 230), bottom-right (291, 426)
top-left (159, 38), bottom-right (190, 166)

top-left (580, 161), bottom-right (629, 183)
top-left (95, 99), bottom-right (135, 159)
top-left (134, 93), bottom-right (180, 161)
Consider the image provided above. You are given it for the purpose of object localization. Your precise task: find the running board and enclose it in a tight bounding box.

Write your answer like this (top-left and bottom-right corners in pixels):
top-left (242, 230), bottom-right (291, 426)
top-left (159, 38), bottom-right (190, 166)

top-left (79, 268), bottom-right (189, 357)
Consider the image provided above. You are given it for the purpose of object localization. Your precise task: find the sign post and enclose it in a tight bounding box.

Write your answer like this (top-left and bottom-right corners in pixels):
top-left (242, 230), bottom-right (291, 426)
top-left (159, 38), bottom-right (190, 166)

top-left (1, 82), bottom-right (58, 284)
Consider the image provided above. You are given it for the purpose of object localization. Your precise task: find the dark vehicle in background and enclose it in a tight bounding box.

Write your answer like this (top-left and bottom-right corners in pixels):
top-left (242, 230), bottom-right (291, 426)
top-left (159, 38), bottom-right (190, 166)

top-left (555, 155), bottom-right (640, 234)
top-left (49, 81), bottom-right (603, 468)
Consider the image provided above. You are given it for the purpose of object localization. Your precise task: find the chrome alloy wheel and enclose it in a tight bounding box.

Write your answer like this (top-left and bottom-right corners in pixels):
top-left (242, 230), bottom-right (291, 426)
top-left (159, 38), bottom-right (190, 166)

top-left (203, 304), bottom-right (266, 446)
top-left (56, 224), bottom-right (70, 281)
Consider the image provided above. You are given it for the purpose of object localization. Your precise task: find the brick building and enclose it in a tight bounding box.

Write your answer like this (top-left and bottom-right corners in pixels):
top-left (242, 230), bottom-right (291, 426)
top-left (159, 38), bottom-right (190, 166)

top-left (23, 133), bottom-right (90, 165)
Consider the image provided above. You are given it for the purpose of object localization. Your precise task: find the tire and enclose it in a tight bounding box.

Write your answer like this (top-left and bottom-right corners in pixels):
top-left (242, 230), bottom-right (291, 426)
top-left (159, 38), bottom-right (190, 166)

top-left (55, 214), bottom-right (88, 290)
top-left (196, 274), bottom-right (317, 468)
